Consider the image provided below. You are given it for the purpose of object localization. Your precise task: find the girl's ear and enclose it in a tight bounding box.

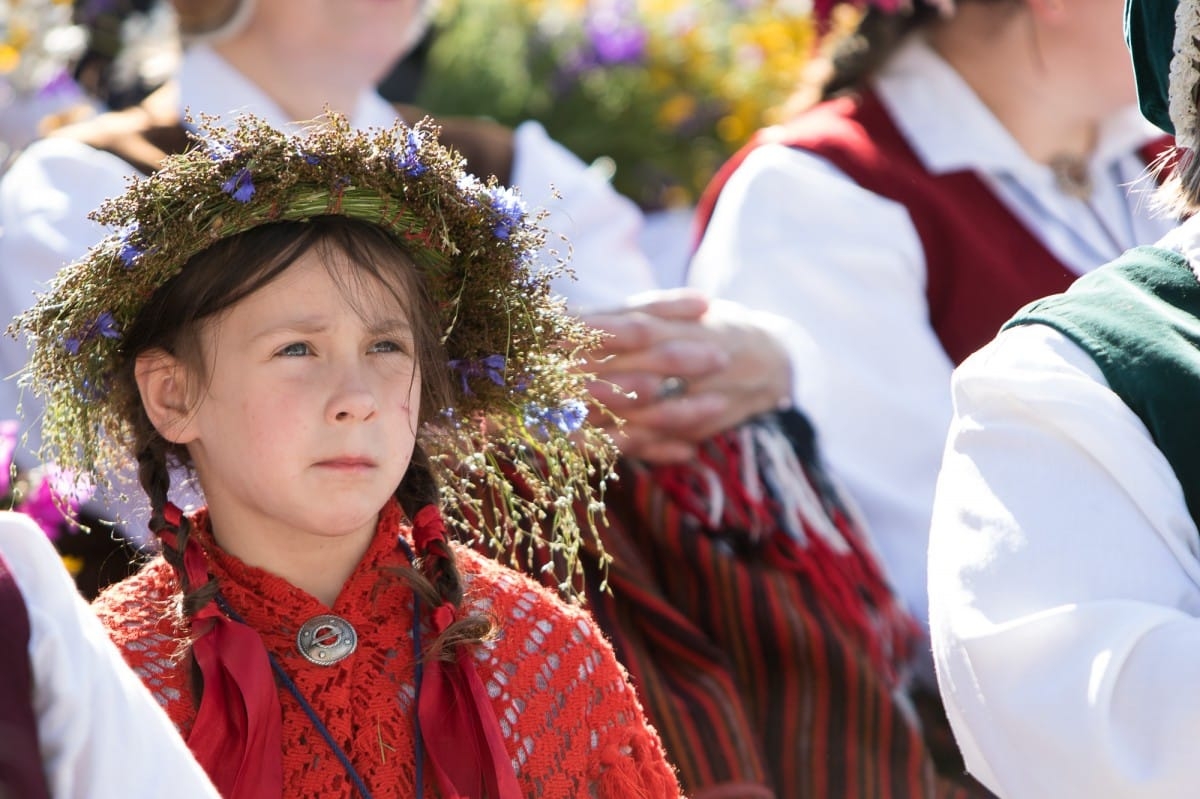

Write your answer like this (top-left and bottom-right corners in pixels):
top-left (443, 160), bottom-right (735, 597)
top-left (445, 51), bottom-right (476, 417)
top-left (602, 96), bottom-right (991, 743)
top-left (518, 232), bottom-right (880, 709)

top-left (135, 348), bottom-right (199, 444)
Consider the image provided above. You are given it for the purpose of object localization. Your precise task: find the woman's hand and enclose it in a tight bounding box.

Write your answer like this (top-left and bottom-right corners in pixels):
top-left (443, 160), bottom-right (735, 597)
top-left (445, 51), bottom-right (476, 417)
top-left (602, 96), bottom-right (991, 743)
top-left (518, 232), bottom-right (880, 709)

top-left (582, 289), bottom-right (793, 463)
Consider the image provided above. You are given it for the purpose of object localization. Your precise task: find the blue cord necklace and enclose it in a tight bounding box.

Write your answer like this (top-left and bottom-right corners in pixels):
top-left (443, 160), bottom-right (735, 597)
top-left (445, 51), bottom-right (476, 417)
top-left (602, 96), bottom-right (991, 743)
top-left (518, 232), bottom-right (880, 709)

top-left (212, 537), bottom-right (425, 799)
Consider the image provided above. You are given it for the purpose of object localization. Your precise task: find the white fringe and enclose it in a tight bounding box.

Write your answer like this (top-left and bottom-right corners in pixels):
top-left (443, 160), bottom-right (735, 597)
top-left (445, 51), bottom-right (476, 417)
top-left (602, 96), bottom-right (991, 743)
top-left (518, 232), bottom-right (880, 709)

top-left (750, 423), bottom-right (851, 554)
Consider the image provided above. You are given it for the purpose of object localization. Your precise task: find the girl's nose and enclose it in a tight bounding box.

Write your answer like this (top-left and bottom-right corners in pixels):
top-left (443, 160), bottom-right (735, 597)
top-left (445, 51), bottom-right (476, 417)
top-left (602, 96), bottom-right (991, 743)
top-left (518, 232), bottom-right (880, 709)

top-left (326, 367), bottom-right (378, 423)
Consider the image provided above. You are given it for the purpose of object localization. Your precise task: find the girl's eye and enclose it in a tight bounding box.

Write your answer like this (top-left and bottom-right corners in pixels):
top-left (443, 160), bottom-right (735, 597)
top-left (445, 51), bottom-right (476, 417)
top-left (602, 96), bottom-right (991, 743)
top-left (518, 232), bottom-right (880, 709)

top-left (277, 342), bottom-right (311, 357)
top-left (369, 340), bottom-right (405, 354)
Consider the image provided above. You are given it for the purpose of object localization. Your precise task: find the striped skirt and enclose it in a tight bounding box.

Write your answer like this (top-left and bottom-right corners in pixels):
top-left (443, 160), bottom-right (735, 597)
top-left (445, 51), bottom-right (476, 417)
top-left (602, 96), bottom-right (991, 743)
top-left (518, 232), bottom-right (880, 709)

top-left (488, 410), bottom-right (992, 799)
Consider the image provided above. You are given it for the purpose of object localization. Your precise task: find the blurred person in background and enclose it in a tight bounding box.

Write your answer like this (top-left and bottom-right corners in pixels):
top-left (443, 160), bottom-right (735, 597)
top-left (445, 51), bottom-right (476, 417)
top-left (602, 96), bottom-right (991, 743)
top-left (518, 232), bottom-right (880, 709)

top-left (691, 0), bottom-right (1175, 683)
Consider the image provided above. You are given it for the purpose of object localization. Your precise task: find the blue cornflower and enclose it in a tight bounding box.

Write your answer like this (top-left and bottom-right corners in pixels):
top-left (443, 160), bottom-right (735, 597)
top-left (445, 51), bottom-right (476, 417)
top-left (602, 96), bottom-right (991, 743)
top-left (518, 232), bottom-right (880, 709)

top-left (64, 311), bottom-right (121, 355)
top-left (486, 186), bottom-right (526, 240)
top-left (206, 140), bottom-right (237, 162)
top-left (393, 129), bottom-right (427, 176)
top-left (457, 173), bottom-right (483, 196)
top-left (524, 399), bottom-right (588, 438)
top-left (448, 354), bottom-right (507, 395)
top-left (221, 168), bottom-right (256, 203)
top-left (117, 226), bottom-right (144, 268)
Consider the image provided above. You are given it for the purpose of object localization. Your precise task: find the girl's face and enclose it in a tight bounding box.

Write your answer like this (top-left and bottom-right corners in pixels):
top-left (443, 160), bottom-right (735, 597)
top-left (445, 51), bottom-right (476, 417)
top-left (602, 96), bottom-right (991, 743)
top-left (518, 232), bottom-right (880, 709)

top-left (171, 247), bottom-right (422, 549)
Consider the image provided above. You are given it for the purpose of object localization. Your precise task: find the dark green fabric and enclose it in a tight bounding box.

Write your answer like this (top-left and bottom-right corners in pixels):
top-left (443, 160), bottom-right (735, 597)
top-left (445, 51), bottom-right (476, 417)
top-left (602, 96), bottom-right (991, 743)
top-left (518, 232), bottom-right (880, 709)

top-left (1126, 0), bottom-right (1180, 135)
top-left (1005, 245), bottom-right (1200, 528)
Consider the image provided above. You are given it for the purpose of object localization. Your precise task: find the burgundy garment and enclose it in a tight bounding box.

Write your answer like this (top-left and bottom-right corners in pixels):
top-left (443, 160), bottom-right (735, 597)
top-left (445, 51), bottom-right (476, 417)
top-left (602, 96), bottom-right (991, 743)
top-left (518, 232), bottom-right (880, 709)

top-left (694, 89), bottom-right (1173, 365)
top-left (0, 551), bottom-right (51, 799)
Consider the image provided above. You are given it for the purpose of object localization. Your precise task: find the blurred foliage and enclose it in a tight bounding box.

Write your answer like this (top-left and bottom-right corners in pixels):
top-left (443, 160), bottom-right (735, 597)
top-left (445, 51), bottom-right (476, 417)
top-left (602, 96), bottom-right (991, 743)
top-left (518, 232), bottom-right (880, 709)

top-left (417, 0), bottom-right (822, 210)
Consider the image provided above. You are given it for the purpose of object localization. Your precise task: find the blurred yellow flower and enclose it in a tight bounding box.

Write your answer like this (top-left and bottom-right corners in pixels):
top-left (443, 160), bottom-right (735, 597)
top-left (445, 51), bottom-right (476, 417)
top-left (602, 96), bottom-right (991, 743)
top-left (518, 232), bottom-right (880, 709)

top-left (657, 93), bottom-right (696, 129)
top-left (0, 43), bottom-right (20, 74)
top-left (1, 0), bottom-right (86, 94)
top-left (419, 0), bottom-right (819, 209)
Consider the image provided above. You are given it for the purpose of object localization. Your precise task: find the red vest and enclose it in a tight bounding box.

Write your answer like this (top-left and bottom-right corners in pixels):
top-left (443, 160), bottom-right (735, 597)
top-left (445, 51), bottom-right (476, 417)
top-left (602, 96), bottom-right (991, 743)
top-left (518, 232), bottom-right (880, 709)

top-left (695, 90), bottom-right (1173, 365)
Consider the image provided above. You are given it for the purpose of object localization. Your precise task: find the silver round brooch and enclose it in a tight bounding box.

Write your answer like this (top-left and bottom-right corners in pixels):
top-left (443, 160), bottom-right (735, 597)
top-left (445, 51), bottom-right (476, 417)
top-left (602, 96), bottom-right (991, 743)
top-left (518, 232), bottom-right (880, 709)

top-left (296, 614), bottom-right (358, 666)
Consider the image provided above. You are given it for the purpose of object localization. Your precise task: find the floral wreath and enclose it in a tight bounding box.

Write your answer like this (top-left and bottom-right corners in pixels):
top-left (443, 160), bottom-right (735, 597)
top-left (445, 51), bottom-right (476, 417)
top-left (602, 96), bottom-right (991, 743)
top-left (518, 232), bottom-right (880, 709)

top-left (11, 112), bottom-right (617, 589)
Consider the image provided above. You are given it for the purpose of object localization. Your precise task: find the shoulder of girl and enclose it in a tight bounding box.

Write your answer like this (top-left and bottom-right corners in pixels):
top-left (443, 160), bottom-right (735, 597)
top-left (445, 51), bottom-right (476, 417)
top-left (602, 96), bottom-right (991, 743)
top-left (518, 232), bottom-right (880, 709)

top-left (91, 557), bottom-right (185, 645)
top-left (451, 543), bottom-right (594, 621)
top-left (452, 545), bottom-right (633, 679)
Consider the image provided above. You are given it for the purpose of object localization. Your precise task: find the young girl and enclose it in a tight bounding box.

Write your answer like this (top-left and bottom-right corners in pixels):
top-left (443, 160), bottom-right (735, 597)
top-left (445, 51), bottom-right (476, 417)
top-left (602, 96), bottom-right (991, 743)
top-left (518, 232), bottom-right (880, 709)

top-left (13, 114), bottom-right (681, 799)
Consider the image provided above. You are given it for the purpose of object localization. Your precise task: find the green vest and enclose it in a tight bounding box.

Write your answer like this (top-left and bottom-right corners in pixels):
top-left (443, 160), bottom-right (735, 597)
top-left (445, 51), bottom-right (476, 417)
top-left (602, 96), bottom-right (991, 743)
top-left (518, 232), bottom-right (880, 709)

top-left (1004, 245), bottom-right (1200, 529)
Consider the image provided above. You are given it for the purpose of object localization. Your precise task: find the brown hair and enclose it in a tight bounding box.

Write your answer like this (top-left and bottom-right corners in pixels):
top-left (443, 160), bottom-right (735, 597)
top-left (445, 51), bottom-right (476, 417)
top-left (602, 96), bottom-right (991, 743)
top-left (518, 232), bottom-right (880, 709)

top-left (788, 0), bottom-right (1016, 110)
top-left (118, 215), bottom-right (491, 675)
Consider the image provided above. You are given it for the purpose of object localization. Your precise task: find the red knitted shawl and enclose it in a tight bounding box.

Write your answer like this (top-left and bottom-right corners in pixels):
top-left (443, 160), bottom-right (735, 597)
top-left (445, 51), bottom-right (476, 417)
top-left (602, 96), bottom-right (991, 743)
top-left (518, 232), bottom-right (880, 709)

top-left (91, 503), bottom-right (681, 798)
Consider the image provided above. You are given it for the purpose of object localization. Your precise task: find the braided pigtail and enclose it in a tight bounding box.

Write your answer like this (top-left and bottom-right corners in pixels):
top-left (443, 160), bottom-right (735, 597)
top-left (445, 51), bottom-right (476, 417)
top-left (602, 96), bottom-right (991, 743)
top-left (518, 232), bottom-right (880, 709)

top-left (132, 408), bottom-right (218, 709)
top-left (393, 444), bottom-right (494, 661)
top-left (136, 436), bottom-right (216, 617)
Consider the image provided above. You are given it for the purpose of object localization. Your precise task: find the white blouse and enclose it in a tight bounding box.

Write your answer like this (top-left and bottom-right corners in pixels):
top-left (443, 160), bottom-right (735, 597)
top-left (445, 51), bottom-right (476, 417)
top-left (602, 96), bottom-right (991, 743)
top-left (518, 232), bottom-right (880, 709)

top-left (2, 512), bottom-right (220, 797)
top-left (930, 215), bottom-right (1200, 796)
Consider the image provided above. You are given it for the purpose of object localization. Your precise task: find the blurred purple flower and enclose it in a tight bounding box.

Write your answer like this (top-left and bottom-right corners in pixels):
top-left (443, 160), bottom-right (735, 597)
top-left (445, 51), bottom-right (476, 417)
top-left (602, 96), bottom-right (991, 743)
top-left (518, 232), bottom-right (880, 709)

top-left (36, 70), bottom-right (82, 101)
top-left (117, 226), bottom-right (144, 268)
top-left (524, 399), bottom-right (588, 437)
top-left (65, 312), bottom-right (121, 355)
top-left (43, 465), bottom-right (95, 507)
top-left (449, 354), bottom-right (507, 395)
top-left (485, 186), bottom-right (526, 240)
top-left (393, 129), bottom-right (428, 176)
top-left (16, 466), bottom-right (93, 542)
top-left (221, 168), bottom-right (256, 203)
top-left (584, 7), bottom-right (647, 65)
top-left (19, 479), bottom-right (62, 540)
top-left (77, 0), bottom-right (119, 24)
top-left (207, 140), bottom-right (237, 161)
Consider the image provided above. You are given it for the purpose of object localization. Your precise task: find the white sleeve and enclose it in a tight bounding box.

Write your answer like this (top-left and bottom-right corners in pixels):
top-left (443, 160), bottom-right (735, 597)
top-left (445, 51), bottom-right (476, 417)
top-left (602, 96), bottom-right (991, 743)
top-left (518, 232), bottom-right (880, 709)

top-left (0, 137), bottom-right (135, 451)
top-left (689, 143), bottom-right (951, 627)
top-left (929, 324), bottom-right (1200, 798)
top-left (510, 120), bottom-right (658, 309)
top-left (0, 512), bottom-right (220, 798)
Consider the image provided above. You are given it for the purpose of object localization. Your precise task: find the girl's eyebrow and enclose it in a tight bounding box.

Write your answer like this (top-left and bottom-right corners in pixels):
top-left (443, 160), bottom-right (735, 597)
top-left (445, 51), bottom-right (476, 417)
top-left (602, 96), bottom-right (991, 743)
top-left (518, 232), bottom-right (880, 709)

top-left (249, 315), bottom-right (413, 341)
top-left (366, 317), bottom-right (414, 336)
top-left (248, 316), bottom-right (329, 340)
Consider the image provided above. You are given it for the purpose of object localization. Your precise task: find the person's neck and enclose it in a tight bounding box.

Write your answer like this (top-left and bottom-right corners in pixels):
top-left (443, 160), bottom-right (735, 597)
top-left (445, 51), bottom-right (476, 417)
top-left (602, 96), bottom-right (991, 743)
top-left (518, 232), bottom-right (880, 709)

top-left (206, 511), bottom-right (378, 607)
top-left (926, 17), bottom-right (1098, 166)
top-left (211, 40), bottom-right (369, 123)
